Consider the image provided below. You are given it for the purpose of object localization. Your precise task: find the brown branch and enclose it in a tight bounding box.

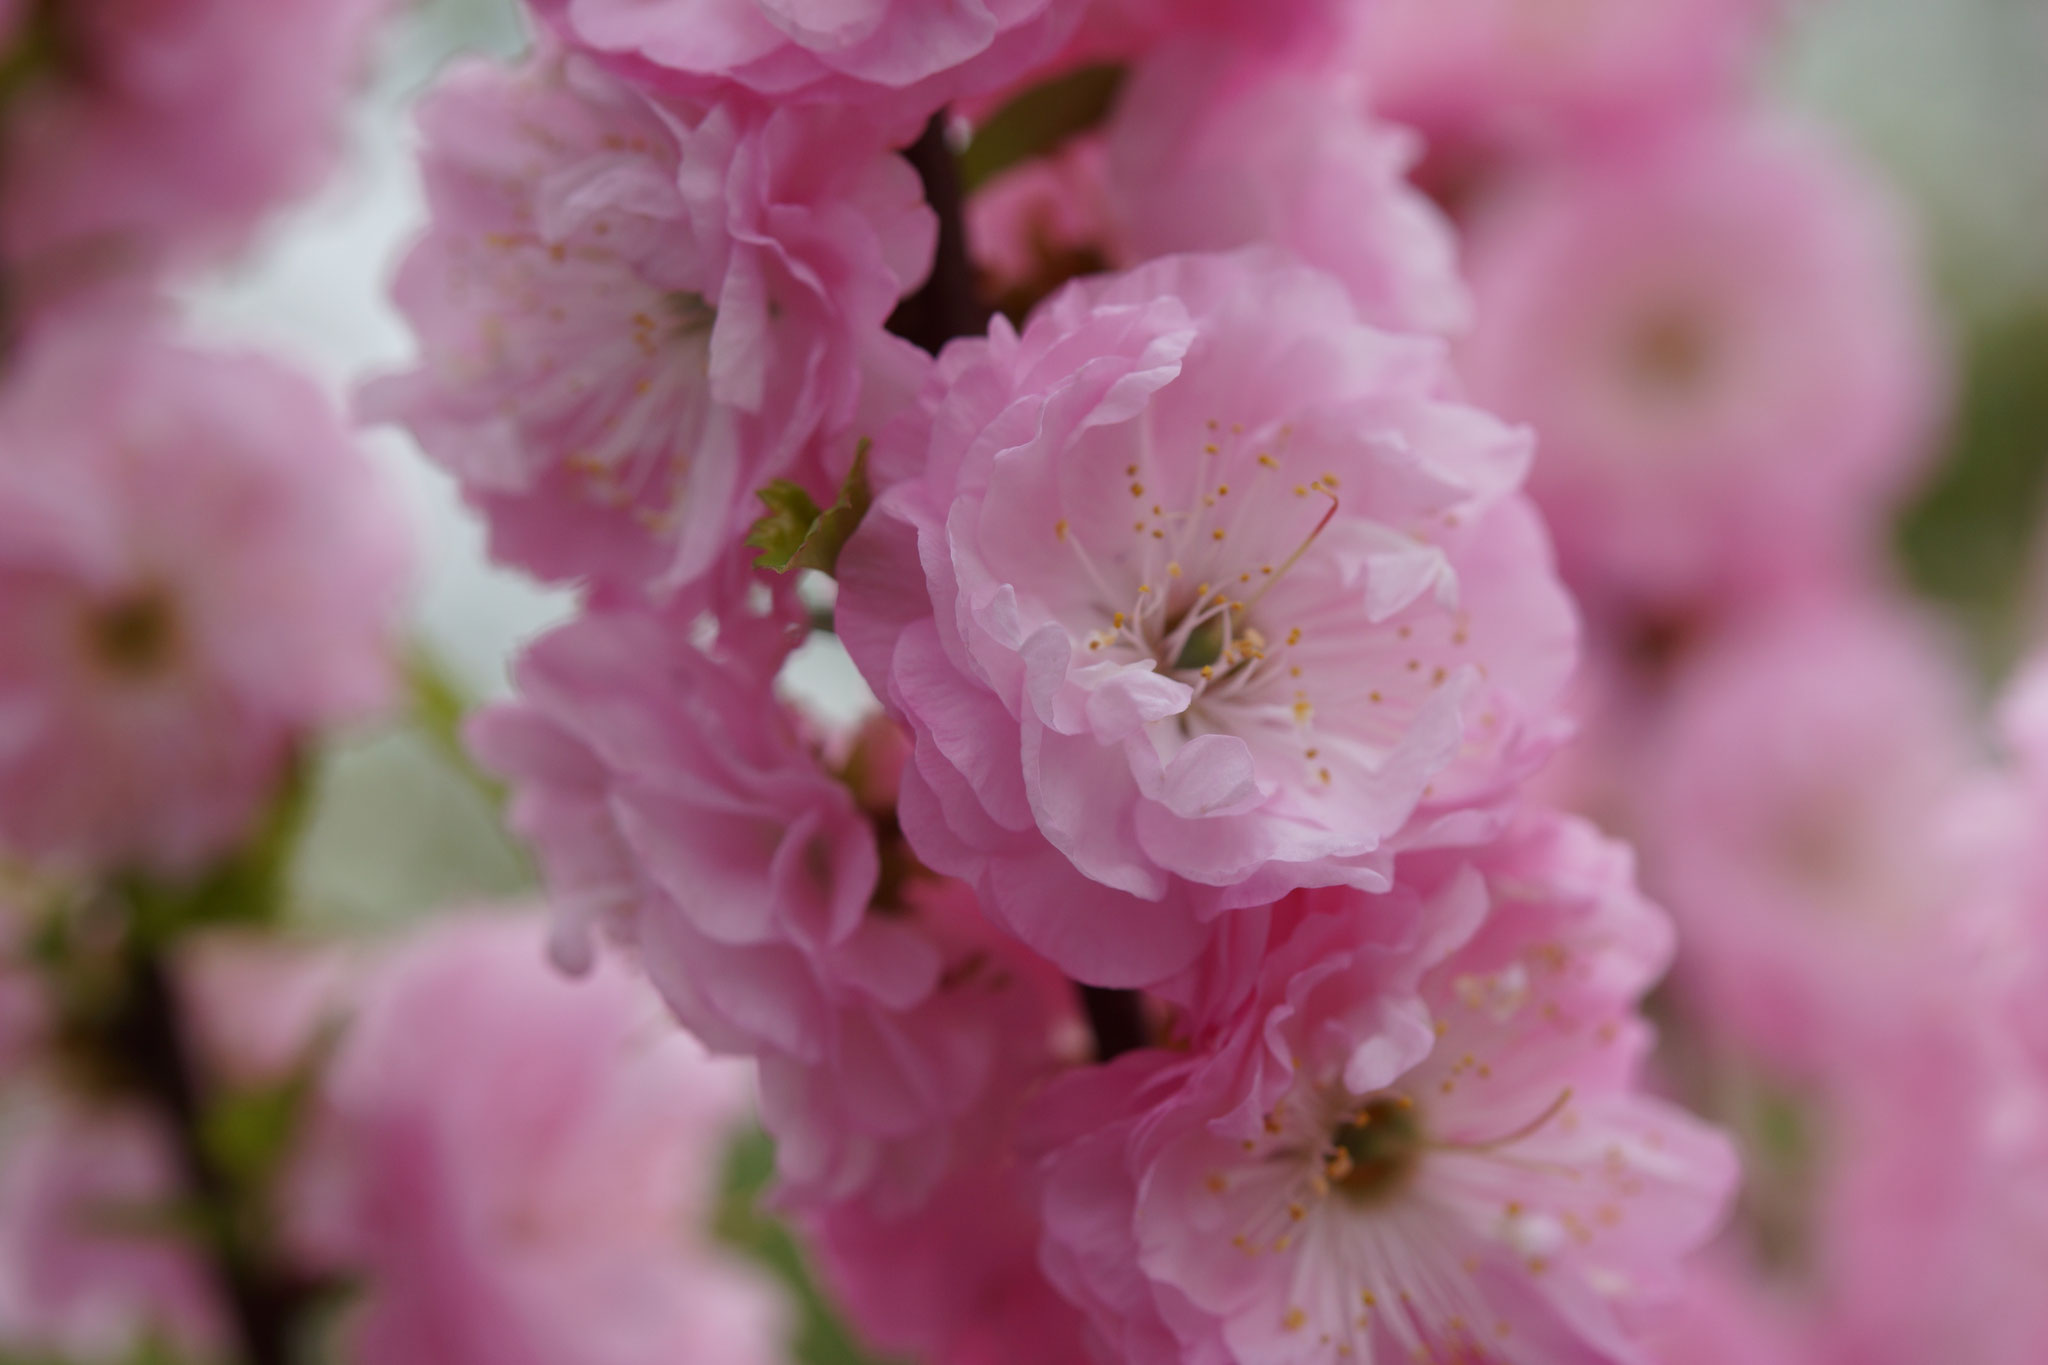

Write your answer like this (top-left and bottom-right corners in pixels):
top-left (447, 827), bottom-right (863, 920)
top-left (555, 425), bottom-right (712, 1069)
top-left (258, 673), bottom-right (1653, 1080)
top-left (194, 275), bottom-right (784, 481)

top-left (886, 109), bottom-right (1147, 1063)
top-left (1080, 984), bottom-right (1150, 1062)
top-left (887, 112), bottom-right (989, 356)
top-left (114, 943), bottom-right (301, 1365)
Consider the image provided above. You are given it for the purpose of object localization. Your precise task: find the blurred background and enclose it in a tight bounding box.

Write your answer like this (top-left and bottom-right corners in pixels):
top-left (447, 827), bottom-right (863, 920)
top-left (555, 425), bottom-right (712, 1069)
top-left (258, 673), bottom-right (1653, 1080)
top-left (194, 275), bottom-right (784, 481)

top-left (176, 0), bottom-right (2048, 928)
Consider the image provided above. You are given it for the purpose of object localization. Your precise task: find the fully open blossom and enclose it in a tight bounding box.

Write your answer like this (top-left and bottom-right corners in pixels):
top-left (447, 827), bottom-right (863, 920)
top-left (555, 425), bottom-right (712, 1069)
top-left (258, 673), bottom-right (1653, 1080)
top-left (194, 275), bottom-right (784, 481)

top-left (529, 0), bottom-right (1084, 131)
top-left (1356, 0), bottom-right (1782, 151)
top-left (470, 607), bottom-right (1076, 1208)
top-left (290, 913), bottom-right (787, 1365)
top-left (1104, 39), bottom-right (1467, 336)
top-left (838, 250), bottom-right (1576, 986)
top-left (0, 309), bottom-right (405, 875)
top-left (1639, 596), bottom-right (1977, 1071)
top-left (0, 0), bottom-right (387, 294)
top-left (363, 50), bottom-right (934, 599)
top-left (0, 1096), bottom-right (222, 1361)
top-left (1029, 812), bottom-right (1735, 1364)
top-left (1460, 114), bottom-right (1944, 619)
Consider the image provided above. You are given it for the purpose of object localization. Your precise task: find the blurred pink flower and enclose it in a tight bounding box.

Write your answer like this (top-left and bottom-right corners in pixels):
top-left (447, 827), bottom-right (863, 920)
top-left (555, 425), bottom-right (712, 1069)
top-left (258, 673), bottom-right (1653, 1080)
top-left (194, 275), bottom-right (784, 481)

top-left (0, 1095), bottom-right (222, 1361)
top-left (471, 609), bottom-right (1076, 1209)
top-left (1104, 38), bottom-right (1467, 335)
top-left (1639, 595), bottom-right (1978, 1072)
top-left (0, 308), bottom-right (405, 876)
top-left (179, 933), bottom-right (360, 1089)
top-left (805, 1157), bottom-right (1092, 1365)
top-left (966, 135), bottom-right (1114, 322)
top-left (1813, 992), bottom-right (2048, 1365)
top-left (529, 0), bottom-right (1085, 133)
top-left (1053, 0), bottom-right (1367, 69)
top-left (1460, 114), bottom-right (1945, 619)
top-left (838, 249), bottom-right (1575, 987)
top-left (1028, 811), bottom-right (1735, 1365)
top-left (1645, 1261), bottom-right (1811, 1365)
top-left (363, 50), bottom-right (934, 599)
top-left (1, 0), bottom-right (387, 293)
top-left (1357, 0), bottom-right (1782, 150)
top-left (291, 913), bottom-right (786, 1365)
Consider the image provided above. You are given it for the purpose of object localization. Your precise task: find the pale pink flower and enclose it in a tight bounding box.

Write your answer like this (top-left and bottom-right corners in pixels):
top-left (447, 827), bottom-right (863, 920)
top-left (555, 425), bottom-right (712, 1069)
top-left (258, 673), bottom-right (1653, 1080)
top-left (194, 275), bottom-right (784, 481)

top-left (1639, 595), bottom-right (1978, 1071)
top-left (470, 609), bottom-right (1076, 1208)
top-left (1992, 652), bottom-right (2048, 1073)
top-left (1356, 0), bottom-right (1783, 149)
top-left (966, 135), bottom-right (1115, 324)
top-left (1459, 114), bottom-right (1945, 618)
top-left (0, 1095), bottom-right (222, 1361)
top-left (1812, 994), bottom-right (2048, 1365)
top-left (530, 0), bottom-right (1085, 133)
top-left (290, 913), bottom-right (787, 1365)
top-left (1645, 1262), bottom-right (1811, 1365)
top-left (1104, 39), bottom-right (1468, 335)
top-left (1, 0), bottom-right (387, 292)
top-left (363, 50), bottom-right (934, 599)
top-left (0, 308), bottom-right (405, 876)
top-left (1053, 0), bottom-right (1369, 70)
top-left (838, 249), bottom-right (1576, 987)
top-left (178, 933), bottom-right (359, 1089)
top-left (803, 1158), bottom-right (1092, 1365)
top-left (1029, 812), bottom-right (1737, 1365)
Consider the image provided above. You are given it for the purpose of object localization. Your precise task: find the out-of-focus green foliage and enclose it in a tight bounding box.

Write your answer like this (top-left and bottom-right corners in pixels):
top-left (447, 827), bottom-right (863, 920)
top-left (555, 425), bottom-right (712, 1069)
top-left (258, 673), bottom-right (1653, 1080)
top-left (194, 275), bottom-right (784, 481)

top-left (714, 1130), bottom-right (901, 1365)
top-left (959, 63), bottom-right (1125, 192)
top-left (118, 759), bottom-right (314, 945)
top-left (1897, 308), bottom-right (2048, 676)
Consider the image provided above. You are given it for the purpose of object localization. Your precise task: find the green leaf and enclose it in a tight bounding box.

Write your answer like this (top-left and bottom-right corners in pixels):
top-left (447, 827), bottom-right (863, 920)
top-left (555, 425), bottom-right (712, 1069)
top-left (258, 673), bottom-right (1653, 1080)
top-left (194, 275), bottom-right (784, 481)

top-left (1896, 307), bottom-right (2048, 673)
top-left (405, 644), bottom-right (507, 815)
top-left (117, 753), bottom-right (316, 943)
top-left (959, 63), bottom-right (1127, 193)
top-left (746, 482), bottom-right (825, 572)
top-left (746, 442), bottom-right (873, 577)
top-left (201, 1054), bottom-right (327, 1191)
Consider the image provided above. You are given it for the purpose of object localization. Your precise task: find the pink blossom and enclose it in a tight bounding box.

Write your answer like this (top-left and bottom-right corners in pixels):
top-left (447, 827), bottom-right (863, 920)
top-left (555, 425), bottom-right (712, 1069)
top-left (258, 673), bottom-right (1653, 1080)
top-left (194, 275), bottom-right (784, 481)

top-left (1638, 595), bottom-right (1978, 1072)
top-left (1811, 994), bottom-right (2048, 1365)
top-left (1992, 652), bottom-right (2048, 1073)
top-left (178, 933), bottom-right (359, 1089)
top-left (1, 0), bottom-right (387, 293)
top-left (470, 608), bottom-right (1077, 1208)
top-left (0, 1095), bottom-right (222, 1361)
top-left (1028, 811), bottom-right (1736, 1365)
top-left (838, 249), bottom-right (1576, 987)
top-left (290, 913), bottom-right (787, 1365)
top-left (1104, 39), bottom-right (1468, 335)
top-left (804, 1158), bottom-right (1092, 1365)
top-left (0, 308), bottom-right (405, 876)
top-left (1356, 0), bottom-right (1783, 149)
top-left (1053, 0), bottom-right (1369, 70)
top-left (363, 50), bottom-right (934, 599)
top-left (1644, 1262), bottom-right (1810, 1365)
top-left (529, 0), bottom-right (1085, 133)
top-left (966, 135), bottom-right (1114, 323)
top-left (1459, 114), bottom-right (1945, 618)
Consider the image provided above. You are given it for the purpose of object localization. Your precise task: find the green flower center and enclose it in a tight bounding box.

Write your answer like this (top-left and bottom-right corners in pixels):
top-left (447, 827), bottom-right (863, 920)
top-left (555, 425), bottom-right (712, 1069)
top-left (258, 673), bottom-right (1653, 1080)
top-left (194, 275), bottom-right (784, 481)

top-left (1327, 1096), bottom-right (1425, 1204)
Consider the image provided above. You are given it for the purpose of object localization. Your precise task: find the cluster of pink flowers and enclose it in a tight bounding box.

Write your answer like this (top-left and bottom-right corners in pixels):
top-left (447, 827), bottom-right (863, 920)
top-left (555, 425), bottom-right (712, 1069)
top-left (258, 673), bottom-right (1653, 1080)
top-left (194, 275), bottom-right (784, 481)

top-left (4, 2), bottom-right (2046, 1365)
top-left (401, 2), bottom-right (1765, 1362)
top-left (0, 5), bottom-right (794, 1364)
